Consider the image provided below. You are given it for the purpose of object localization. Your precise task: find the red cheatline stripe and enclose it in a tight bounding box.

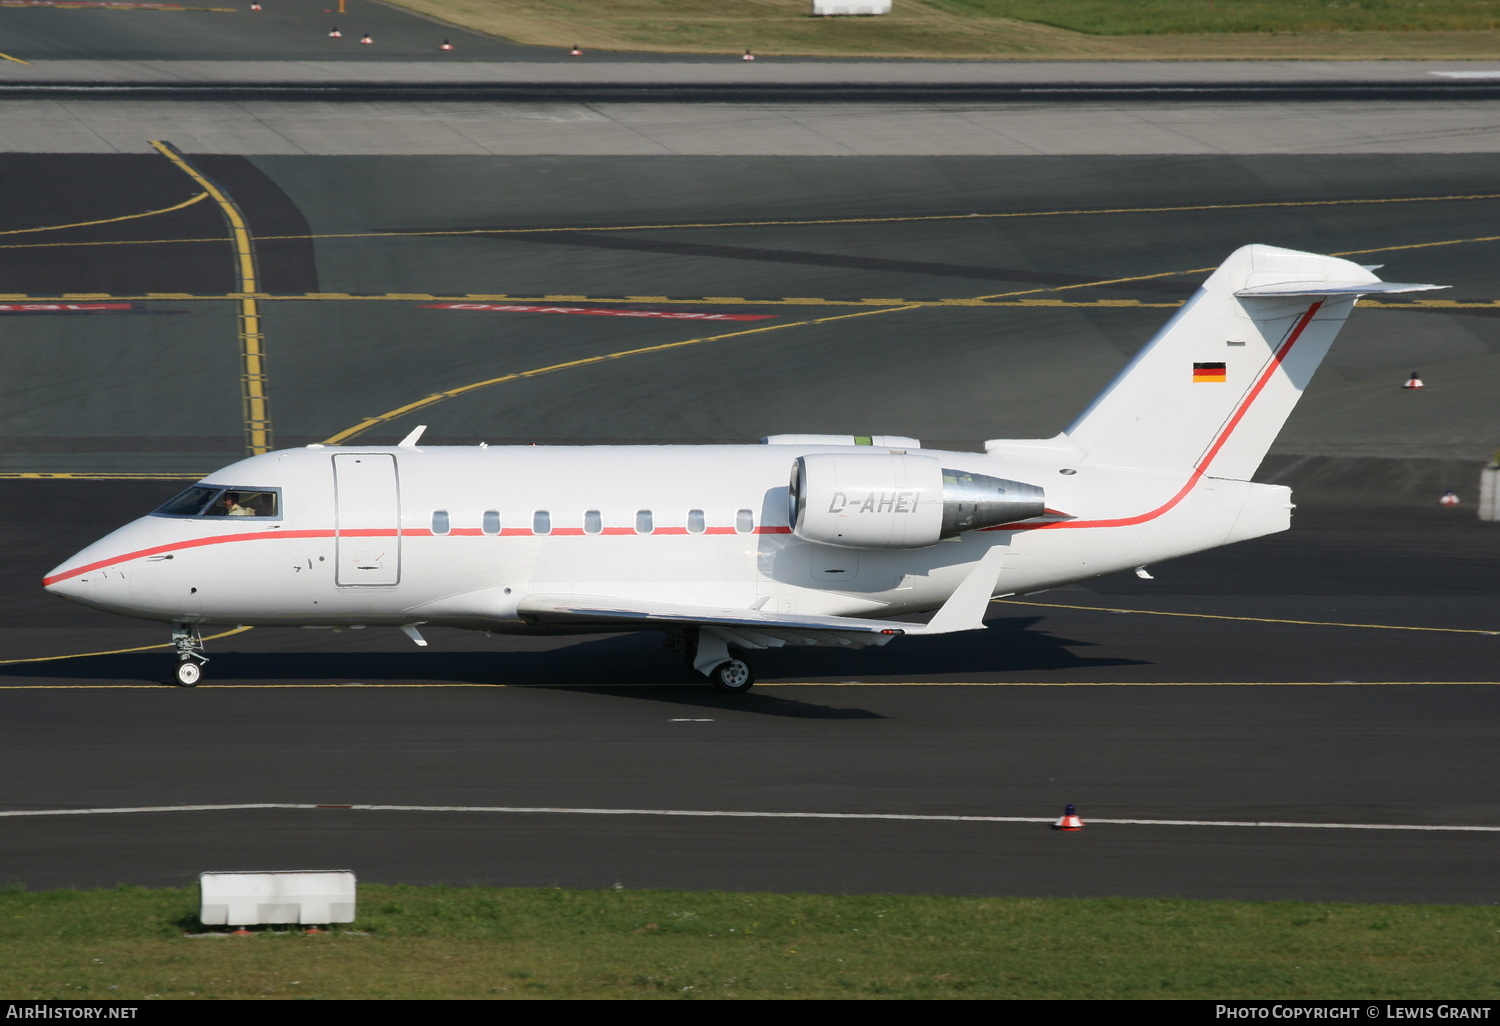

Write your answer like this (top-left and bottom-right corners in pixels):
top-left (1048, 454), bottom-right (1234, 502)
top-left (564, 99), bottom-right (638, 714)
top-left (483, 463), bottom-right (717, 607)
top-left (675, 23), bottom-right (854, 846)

top-left (421, 303), bottom-right (774, 322)
top-left (990, 300), bottom-right (1323, 534)
top-left (0, 303), bottom-right (132, 312)
top-left (43, 525), bottom-right (795, 585)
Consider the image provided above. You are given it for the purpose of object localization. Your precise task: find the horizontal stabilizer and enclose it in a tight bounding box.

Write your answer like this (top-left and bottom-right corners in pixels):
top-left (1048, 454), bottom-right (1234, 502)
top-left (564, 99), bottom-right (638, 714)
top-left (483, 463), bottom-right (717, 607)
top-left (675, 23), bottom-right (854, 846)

top-left (1235, 281), bottom-right (1447, 297)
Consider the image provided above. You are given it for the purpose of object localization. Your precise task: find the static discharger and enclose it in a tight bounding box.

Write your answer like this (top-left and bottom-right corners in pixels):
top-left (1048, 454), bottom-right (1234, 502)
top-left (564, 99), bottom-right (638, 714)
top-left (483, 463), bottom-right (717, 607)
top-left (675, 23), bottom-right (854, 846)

top-left (1054, 804), bottom-right (1084, 831)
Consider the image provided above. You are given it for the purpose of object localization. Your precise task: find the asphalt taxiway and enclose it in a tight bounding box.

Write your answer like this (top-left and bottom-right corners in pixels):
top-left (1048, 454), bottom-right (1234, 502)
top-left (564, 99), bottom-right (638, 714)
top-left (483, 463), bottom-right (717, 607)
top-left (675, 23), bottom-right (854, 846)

top-left (0, 19), bottom-right (1495, 900)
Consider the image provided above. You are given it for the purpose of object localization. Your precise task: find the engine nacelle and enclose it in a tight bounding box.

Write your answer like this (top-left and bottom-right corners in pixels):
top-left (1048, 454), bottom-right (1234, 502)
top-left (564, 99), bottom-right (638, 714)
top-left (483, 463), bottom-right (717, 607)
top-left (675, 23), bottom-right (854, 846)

top-left (789, 453), bottom-right (1046, 549)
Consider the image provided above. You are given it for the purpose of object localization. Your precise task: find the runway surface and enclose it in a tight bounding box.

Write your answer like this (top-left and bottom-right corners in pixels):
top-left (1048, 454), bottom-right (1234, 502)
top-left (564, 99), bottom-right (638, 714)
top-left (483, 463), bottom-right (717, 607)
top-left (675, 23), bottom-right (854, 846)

top-left (0, 37), bottom-right (1496, 900)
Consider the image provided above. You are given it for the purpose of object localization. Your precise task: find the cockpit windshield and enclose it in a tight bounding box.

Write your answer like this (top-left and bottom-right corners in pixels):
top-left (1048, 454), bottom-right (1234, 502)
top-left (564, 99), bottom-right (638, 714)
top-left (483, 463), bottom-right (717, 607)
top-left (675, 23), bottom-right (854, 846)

top-left (153, 485), bottom-right (280, 519)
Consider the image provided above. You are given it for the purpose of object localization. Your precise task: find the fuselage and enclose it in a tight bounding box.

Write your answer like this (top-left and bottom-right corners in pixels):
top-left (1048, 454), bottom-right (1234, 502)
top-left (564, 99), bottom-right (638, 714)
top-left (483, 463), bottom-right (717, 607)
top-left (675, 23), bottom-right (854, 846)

top-left (43, 440), bottom-right (1293, 632)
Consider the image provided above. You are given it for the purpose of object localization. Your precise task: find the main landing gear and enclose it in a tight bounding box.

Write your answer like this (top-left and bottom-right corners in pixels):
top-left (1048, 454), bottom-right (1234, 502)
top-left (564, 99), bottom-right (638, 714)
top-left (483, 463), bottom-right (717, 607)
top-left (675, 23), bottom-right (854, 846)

top-left (671, 628), bottom-right (756, 694)
top-left (171, 623), bottom-right (207, 687)
top-left (707, 656), bottom-right (754, 694)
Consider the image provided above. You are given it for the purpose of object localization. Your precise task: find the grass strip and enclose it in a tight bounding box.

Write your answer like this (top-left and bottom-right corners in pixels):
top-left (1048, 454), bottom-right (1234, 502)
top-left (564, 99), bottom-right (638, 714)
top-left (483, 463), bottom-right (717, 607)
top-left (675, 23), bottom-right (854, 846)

top-left (2, 883), bottom-right (1497, 999)
top-left (382, 0), bottom-right (1500, 59)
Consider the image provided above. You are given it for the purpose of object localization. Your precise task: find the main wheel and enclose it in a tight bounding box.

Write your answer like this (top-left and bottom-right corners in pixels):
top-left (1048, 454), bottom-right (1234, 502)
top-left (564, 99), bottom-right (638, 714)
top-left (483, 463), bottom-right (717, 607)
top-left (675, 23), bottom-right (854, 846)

top-left (174, 660), bottom-right (202, 687)
top-left (708, 658), bottom-right (754, 694)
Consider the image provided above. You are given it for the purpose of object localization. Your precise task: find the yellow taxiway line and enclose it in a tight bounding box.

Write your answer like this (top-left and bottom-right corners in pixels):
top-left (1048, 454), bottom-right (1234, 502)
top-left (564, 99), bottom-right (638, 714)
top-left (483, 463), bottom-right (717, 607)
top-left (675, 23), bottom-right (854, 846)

top-left (0, 627), bottom-right (251, 667)
top-left (150, 140), bottom-right (271, 456)
top-left (992, 599), bottom-right (1500, 636)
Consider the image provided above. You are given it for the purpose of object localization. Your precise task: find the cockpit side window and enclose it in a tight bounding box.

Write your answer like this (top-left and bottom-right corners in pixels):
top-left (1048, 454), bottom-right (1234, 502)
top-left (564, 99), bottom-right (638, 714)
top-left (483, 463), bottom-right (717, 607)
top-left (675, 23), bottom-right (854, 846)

top-left (154, 486), bottom-right (220, 517)
top-left (152, 486), bottom-right (281, 519)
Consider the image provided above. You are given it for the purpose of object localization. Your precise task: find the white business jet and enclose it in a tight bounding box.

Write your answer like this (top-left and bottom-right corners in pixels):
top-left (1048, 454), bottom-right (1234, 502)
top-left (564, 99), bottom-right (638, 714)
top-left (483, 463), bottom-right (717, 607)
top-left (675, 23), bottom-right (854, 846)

top-left (44, 245), bottom-right (1442, 691)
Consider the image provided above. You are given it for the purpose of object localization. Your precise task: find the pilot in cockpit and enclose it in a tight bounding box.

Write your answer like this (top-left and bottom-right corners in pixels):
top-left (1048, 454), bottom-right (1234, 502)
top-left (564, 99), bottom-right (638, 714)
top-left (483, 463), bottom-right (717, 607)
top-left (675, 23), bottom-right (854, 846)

top-left (219, 492), bottom-right (255, 517)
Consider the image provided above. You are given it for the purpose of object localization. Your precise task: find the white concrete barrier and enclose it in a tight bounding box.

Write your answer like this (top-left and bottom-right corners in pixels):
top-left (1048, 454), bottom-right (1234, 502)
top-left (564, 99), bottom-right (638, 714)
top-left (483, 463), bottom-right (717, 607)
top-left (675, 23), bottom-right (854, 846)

top-left (1480, 462), bottom-right (1500, 521)
top-left (813, 0), bottom-right (892, 14)
top-left (200, 870), bottom-right (357, 926)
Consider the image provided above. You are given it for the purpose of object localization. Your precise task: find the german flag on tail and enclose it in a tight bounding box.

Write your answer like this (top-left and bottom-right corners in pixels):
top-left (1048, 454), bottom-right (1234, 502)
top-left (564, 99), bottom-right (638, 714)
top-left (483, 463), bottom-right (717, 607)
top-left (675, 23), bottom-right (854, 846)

top-left (1193, 361), bottom-right (1227, 383)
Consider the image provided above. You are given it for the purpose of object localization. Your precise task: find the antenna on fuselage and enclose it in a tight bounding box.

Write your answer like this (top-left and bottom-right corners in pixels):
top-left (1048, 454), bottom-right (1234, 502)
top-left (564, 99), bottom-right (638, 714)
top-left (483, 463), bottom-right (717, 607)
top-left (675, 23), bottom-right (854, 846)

top-left (397, 424), bottom-right (428, 447)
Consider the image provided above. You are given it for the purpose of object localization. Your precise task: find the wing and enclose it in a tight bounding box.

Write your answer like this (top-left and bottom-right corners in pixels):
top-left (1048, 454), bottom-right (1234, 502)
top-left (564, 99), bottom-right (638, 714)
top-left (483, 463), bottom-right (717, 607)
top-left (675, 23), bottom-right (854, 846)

top-left (517, 545), bottom-right (1008, 662)
top-left (518, 594), bottom-right (910, 649)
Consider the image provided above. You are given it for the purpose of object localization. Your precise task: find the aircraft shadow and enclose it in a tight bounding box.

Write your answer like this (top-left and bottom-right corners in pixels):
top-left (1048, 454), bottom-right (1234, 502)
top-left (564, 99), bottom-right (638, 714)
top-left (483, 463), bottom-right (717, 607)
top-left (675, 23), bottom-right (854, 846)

top-left (0, 616), bottom-right (1143, 720)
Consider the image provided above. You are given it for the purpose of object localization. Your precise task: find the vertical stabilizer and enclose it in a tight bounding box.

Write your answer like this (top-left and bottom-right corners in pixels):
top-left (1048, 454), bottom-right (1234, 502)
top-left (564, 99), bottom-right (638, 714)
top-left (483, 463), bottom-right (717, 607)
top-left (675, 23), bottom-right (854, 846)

top-left (1059, 245), bottom-right (1442, 481)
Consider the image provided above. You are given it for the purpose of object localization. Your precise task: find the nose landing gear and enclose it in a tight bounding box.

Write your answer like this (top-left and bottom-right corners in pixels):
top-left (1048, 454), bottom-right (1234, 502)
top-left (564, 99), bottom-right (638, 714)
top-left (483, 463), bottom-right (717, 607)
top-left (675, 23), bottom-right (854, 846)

top-left (171, 623), bottom-right (207, 687)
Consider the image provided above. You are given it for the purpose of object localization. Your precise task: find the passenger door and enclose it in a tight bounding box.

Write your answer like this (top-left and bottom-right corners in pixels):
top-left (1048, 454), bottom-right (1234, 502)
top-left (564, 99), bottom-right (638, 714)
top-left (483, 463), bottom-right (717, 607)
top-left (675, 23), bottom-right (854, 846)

top-left (333, 453), bottom-right (401, 586)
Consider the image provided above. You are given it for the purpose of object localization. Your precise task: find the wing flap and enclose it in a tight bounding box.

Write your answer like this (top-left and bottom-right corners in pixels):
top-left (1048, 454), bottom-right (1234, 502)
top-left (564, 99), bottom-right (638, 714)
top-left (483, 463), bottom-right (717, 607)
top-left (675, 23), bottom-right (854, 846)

top-left (518, 594), bottom-right (910, 638)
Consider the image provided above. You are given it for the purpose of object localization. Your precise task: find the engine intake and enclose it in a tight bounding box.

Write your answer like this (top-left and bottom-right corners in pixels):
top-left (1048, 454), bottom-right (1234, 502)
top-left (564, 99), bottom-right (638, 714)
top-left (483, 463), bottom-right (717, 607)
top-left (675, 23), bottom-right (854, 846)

top-left (789, 453), bottom-right (1045, 549)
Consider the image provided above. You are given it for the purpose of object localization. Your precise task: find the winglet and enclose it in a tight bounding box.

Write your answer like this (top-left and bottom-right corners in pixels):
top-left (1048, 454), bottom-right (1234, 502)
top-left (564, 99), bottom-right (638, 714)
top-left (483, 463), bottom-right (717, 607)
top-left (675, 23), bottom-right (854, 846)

top-left (398, 425), bottom-right (428, 447)
top-left (912, 545), bottom-right (1006, 635)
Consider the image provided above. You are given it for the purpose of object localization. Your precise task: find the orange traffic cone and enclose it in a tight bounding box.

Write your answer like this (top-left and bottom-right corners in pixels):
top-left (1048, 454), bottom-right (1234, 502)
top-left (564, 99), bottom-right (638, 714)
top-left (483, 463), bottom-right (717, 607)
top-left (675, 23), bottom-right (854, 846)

top-left (249, 1), bottom-right (261, 8)
top-left (1440, 490), bottom-right (1460, 506)
top-left (1053, 803), bottom-right (1083, 831)
top-left (570, 45), bottom-right (582, 56)
top-left (440, 39), bottom-right (453, 51)
top-left (328, 27), bottom-right (341, 38)
top-left (743, 49), bottom-right (755, 61)
top-left (1403, 371), bottom-right (1424, 390)
top-left (360, 33), bottom-right (373, 45)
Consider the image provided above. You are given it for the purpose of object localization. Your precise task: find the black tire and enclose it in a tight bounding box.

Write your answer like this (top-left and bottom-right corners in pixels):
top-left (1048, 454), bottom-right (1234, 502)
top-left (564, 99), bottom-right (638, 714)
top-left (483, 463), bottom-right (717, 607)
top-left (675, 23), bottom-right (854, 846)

top-left (708, 658), bottom-right (754, 694)
top-left (174, 660), bottom-right (202, 687)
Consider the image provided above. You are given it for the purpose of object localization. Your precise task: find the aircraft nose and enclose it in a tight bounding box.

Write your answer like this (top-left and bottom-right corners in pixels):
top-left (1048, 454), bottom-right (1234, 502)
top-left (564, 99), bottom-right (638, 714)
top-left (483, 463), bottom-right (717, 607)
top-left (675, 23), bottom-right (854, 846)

top-left (44, 545), bottom-right (130, 612)
top-left (44, 557), bottom-right (94, 604)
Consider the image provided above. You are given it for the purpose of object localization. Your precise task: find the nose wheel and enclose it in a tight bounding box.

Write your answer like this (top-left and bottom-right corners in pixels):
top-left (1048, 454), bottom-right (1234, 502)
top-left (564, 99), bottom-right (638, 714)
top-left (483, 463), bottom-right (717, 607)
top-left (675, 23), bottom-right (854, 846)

top-left (170, 623), bottom-right (207, 687)
top-left (174, 659), bottom-right (203, 687)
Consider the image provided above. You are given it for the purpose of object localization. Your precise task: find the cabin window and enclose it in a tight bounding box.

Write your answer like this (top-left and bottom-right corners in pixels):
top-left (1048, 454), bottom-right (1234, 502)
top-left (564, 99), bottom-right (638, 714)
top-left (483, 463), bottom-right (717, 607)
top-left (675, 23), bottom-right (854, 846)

top-left (482, 510), bottom-right (501, 535)
top-left (635, 509), bottom-right (654, 535)
top-left (533, 510), bottom-right (551, 535)
top-left (687, 509), bottom-right (705, 535)
top-left (736, 508), bottom-right (754, 533)
top-left (152, 485), bottom-right (280, 519)
top-left (584, 509), bottom-right (602, 535)
top-left (431, 510), bottom-right (450, 536)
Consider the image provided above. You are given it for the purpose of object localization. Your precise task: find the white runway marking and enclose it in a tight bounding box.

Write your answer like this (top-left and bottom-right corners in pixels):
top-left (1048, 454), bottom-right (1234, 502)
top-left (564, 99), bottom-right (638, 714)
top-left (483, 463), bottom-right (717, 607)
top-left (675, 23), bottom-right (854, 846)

top-left (0, 803), bottom-right (1495, 833)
